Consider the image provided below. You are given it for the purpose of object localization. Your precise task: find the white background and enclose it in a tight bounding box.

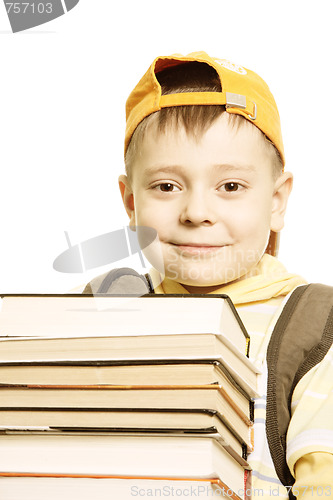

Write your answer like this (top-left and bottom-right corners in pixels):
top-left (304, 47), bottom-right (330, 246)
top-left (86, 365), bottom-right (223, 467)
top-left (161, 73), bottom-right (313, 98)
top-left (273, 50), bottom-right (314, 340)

top-left (0, 0), bottom-right (332, 293)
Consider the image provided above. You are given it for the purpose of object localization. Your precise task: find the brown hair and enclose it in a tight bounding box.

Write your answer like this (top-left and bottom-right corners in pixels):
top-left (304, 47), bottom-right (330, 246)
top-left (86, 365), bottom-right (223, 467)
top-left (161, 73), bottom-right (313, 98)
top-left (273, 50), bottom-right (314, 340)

top-left (125, 61), bottom-right (283, 181)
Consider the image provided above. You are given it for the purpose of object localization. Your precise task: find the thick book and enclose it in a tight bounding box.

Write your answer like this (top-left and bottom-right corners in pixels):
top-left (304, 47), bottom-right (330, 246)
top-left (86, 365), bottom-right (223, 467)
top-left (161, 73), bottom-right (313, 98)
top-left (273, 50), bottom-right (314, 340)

top-left (0, 361), bottom-right (251, 414)
top-left (0, 433), bottom-right (250, 499)
top-left (0, 475), bottom-right (250, 500)
top-left (0, 407), bottom-right (250, 458)
top-left (0, 383), bottom-right (252, 446)
top-left (0, 294), bottom-right (249, 355)
top-left (0, 335), bottom-right (259, 397)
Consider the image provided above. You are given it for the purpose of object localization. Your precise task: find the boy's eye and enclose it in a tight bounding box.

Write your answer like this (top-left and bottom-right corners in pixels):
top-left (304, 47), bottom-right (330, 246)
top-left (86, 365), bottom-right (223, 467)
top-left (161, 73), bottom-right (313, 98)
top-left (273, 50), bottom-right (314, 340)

top-left (220, 182), bottom-right (241, 192)
top-left (225, 182), bottom-right (238, 192)
top-left (155, 183), bottom-right (180, 192)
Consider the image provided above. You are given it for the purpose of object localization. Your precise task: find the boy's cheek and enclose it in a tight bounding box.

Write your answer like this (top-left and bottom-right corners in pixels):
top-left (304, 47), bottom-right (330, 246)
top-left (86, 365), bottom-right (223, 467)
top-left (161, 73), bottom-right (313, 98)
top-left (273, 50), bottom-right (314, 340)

top-left (165, 264), bottom-right (178, 280)
top-left (165, 249), bottom-right (178, 262)
top-left (140, 238), bottom-right (165, 274)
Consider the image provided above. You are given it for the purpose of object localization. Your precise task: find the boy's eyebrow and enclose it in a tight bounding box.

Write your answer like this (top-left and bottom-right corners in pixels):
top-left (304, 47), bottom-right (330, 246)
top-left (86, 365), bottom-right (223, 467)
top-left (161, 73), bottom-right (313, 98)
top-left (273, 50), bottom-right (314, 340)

top-left (212, 163), bottom-right (257, 173)
top-left (142, 165), bottom-right (183, 176)
top-left (142, 163), bottom-right (257, 177)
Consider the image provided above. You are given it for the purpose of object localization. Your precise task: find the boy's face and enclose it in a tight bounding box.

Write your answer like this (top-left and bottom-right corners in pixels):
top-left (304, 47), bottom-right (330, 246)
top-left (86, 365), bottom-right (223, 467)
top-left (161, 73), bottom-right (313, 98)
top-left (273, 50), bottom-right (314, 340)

top-left (120, 114), bottom-right (292, 292)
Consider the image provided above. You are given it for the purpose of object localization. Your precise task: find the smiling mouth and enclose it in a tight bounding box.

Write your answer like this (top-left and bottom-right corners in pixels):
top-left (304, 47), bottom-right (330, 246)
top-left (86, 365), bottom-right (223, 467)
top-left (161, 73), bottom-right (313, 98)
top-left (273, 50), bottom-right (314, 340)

top-left (171, 243), bottom-right (226, 256)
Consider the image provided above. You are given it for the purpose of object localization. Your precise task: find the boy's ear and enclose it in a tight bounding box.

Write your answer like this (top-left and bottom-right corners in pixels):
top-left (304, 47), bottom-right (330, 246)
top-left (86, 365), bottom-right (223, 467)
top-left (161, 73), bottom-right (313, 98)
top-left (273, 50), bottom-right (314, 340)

top-left (270, 171), bottom-right (293, 232)
top-left (118, 174), bottom-right (136, 227)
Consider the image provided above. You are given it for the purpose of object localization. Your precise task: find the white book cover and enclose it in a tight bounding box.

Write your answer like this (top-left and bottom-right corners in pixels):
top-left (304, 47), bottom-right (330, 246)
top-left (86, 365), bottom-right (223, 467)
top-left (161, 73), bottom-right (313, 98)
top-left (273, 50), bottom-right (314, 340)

top-left (0, 294), bottom-right (249, 354)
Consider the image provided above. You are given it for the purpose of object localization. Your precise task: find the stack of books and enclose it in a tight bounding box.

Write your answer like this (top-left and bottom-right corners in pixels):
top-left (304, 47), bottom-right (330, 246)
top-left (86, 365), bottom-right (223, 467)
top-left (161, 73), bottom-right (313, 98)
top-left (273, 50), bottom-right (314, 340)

top-left (0, 293), bottom-right (259, 499)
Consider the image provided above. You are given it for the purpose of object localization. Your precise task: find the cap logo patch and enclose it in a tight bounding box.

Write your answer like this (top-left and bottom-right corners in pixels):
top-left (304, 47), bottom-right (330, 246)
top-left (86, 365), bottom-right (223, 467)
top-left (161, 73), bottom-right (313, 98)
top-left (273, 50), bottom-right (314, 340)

top-left (214, 59), bottom-right (247, 75)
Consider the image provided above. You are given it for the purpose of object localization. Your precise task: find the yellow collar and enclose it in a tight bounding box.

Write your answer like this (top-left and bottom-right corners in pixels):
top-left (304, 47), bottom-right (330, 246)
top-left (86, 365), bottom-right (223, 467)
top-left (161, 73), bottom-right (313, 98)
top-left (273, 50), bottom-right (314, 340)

top-left (149, 254), bottom-right (306, 306)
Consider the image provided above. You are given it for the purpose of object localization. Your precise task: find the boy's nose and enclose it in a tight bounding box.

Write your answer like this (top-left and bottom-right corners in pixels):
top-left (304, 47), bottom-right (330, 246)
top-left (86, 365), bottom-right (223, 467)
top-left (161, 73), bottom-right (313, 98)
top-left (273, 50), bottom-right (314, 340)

top-left (179, 191), bottom-right (217, 226)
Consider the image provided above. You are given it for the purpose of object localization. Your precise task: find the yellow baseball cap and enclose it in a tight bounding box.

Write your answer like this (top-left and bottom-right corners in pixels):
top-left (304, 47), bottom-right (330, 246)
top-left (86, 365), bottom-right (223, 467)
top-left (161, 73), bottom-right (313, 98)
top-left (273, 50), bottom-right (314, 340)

top-left (125, 51), bottom-right (285, 167)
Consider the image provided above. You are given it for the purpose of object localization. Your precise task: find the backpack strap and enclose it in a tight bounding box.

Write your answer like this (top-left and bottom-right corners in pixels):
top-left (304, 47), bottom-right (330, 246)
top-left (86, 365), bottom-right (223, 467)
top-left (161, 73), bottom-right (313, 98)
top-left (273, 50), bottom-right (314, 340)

top-left (82, 267), bottom-right (155, 295)
top-left (266, 283), bottom-right (333, 499)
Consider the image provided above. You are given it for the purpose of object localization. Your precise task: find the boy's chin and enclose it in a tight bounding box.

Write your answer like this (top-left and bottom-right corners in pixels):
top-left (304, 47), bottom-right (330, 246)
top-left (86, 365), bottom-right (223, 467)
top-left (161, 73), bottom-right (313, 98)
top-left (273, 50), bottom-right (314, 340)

top-left (168, 265), bottom-right (261, 292)
top-left (180, 282), bottom-right (228, 294)
top-left (173, 275), bottom-right (238, 293)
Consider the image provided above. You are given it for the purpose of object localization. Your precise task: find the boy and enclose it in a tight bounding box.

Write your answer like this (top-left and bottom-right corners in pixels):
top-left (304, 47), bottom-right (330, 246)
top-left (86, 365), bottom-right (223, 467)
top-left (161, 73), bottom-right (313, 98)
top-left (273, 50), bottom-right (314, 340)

top-left (84, 52), bottom-right (333, 497)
